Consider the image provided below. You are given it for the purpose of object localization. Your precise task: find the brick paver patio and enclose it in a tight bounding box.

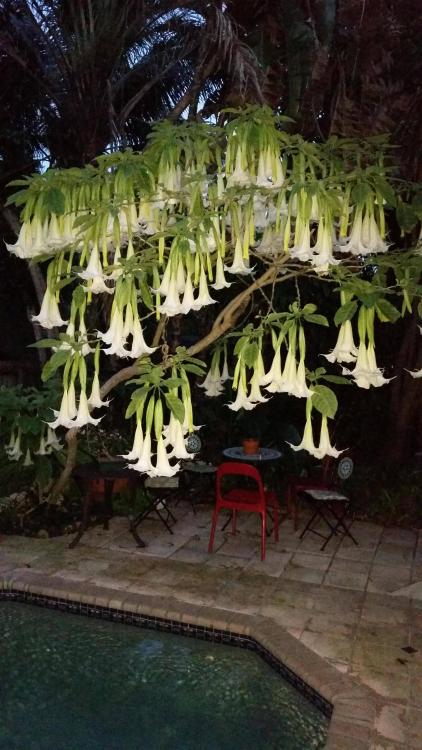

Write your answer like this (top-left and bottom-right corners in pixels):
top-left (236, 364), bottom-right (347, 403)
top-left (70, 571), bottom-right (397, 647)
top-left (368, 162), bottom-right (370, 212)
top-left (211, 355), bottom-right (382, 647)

top-left (1, 500), bottom-right (421, 749)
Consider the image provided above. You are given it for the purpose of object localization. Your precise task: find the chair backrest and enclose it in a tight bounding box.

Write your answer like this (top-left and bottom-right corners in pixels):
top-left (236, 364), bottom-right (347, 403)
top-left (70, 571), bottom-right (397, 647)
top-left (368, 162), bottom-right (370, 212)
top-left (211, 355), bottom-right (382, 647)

top-left (216, 461), bottom-right (264, 503)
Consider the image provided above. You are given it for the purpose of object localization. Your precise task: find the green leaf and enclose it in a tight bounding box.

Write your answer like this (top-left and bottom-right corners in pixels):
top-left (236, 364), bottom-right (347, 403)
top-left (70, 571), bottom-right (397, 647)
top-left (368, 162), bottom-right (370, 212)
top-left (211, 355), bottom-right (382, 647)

top-left (242, 342), bottom-right (259, 367)
top-left (304, 313), bottom-right (329, 327)
top-left (182, 364), bottom-right (207, 376)
top-left (41, 349), bottom-right (70, 382)
top-left (374, 178), bottom-right (396, 207)
top-left (125, 400), bottom-right (138, 419)
top-left (138, 277), bottom-right (153, 310)
top-left (351, 182), bottom-right (372, 206)
top-left (43, 187), bottom-right (65, 215)
top-left (312, 384), bottom-right (338, 418)
top-left (334, 301), bottom-right (358, 326)
top-left (163, 378), bottom-right (184, 390)
top-left (165, 394), bottom-right (185, 423)
top-left (396, 202), bottom-right (418, 232)
top-left (29, 339), bottom-right (61, 349)
top-left (322, 375), bottom-right (352, 385)
top-left (375, 298), bottom-right (400, 323)
top-left (72, 285), bottom-right (86, 308)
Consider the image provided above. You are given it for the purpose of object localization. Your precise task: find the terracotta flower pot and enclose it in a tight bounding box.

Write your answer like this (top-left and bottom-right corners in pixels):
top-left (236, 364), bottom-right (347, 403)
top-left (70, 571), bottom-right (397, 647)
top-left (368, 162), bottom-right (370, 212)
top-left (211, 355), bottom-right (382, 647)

top-left (242, 438), bottom-right (260, 455)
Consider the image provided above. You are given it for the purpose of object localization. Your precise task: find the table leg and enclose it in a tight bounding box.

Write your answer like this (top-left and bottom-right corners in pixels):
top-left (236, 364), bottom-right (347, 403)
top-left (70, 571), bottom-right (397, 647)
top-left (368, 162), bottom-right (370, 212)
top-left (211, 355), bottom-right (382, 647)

top-left (69, 492), bottom-right (92, 549)
top-left (103, 479), bottom-right (115, 530)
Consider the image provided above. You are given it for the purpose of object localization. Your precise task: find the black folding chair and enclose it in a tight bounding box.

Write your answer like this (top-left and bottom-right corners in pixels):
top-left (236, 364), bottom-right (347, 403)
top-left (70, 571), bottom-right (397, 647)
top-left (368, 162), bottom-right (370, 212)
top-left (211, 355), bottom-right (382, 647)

top-left (298, 457), bottom-right (358, 551)
top-left (129, 477), bottom-right (178, 547)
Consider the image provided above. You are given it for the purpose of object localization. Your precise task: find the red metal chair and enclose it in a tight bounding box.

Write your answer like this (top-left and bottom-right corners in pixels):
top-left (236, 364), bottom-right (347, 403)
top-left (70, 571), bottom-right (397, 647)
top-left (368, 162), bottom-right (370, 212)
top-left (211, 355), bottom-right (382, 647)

top-left (208, 461), bottom-right (280, 561)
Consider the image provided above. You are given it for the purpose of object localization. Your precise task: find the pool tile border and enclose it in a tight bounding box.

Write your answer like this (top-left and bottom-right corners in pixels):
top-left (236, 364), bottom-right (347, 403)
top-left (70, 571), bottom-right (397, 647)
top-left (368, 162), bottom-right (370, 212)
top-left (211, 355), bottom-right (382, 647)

top-left (0, 571), bottom-right (378, 749)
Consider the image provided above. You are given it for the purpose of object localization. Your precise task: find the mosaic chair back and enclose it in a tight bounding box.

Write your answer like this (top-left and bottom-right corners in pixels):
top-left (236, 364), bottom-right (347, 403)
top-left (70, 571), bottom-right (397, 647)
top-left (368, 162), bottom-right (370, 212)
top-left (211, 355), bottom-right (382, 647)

top-left (208, 461), bottom-right (280, 561)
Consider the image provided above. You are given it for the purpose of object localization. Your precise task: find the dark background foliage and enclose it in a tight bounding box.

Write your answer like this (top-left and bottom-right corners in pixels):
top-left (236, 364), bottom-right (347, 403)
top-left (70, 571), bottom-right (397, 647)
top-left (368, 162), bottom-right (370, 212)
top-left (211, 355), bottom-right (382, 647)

top-left (0, 0), bottom-right (421, 496)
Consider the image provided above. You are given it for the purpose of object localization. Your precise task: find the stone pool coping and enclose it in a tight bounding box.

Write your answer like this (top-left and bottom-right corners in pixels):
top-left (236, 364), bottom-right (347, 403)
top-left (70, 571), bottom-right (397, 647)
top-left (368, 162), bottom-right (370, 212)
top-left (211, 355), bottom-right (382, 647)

top-left (1, 569), bottom-right (378, 750)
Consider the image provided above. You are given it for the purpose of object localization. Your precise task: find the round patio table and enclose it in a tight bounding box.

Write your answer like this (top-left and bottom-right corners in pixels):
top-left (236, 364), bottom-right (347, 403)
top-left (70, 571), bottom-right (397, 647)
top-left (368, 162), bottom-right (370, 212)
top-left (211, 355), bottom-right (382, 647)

top-left (222, 446), bottom-right (282, 462)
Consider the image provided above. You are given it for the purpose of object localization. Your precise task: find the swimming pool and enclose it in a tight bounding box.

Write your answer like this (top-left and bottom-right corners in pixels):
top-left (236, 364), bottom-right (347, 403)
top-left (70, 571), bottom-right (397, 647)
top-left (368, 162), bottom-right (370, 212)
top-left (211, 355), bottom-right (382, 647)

top-left (0, 601), bottom-right (328, 749)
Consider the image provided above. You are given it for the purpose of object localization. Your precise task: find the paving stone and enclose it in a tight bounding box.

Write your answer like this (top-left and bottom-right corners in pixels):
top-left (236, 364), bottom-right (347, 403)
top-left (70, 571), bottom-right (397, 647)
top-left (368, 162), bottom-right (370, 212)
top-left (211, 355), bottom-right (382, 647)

top-left (244, 550), bottom-right (292, 577)
top-left (368, 564), bottom-right (412, 594)
top-left (300, 630), bottom-right (353, 662)
top-left (291, 552), bottom-right (331, 570)
top-left (374, 543), bottom-right (415, 566)
top-left (375, 703), bottom-right (406, 744)
top-left (283, 563), bottom-right (325, 584)
top-left (381, 527), bottom-right (417, 547)
top-left (324, 568), bottom-right (368, 591)
top-left (407, 707), bottom-right (422, 748)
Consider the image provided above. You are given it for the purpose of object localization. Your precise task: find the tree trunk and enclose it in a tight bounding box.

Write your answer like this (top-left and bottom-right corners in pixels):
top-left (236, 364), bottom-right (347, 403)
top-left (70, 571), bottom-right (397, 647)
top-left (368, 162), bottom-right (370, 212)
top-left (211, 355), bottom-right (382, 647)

top-left (388, 311), bottom-right (422, 462)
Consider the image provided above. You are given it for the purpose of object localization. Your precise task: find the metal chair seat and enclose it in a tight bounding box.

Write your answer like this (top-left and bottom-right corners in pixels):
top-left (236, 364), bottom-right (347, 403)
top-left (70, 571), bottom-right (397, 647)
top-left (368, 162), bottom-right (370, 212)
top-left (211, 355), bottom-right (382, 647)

top-left (299, 486), bottom-right (358, 551)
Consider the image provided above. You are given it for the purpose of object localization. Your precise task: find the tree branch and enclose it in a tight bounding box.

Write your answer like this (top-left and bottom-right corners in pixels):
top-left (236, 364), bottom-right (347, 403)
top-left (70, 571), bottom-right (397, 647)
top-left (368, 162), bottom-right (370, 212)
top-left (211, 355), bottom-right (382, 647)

top-left (49, 262), bottom-right (285, 500)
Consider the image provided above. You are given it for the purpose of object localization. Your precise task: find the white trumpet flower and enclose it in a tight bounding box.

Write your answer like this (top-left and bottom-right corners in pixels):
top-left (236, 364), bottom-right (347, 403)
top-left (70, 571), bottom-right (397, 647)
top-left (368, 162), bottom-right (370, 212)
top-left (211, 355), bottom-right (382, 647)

top-left (88, 373), bottom-right (110, 409)
top-left (130, 431), bottom-right (153, 473)
top-left (73, 390), bottom-right (103, 428)
top-left (32, 288), bottom-right (68, 329)
top-left (35, 435), bottom-right (50, 456)
top-left (176, 261), bottom-right (186, 294)
top-left (259, 345), bottom-right (283, 388)
top-left (167, 419), bottom-right (191, 459)
top-left (291, 223), bottom-right (313, 262)
top-left (323, 321), bottom-right (358, 364)
top-left (23, 449), bottom-right (33, 466)
top-left (148, 436), bottom-right (180, 477)
top-left (127, 314), bottom-right (157, 358)
top-left (193, 265), bottom-right (216, 309)
top-left (47, 214), bottom-right (65, 248)
top-left (79, 245), bottom-right (113, 294)
top-left (121, 421), bottom-right (144, 461)
top-left (7, 431), bottom-right (23, 461)
top-left (361, 212), bottom-right (389, 254)
top-left (157, 261), bottom-right (172, 295)
top-left (226, 149), bottom-right (252, 188)
top-left (291, 359), bottom-right (314, 398)
top-left (312, 222), bottom-right (339, 272)
top-left (248, 369), bottom-right (269, 403)
top-left (158, 276), bottom-right (182, 317)
top-left (212, 254), bottom-right (232, 290)
top-left (288, 408), bottom-right (319, 457)
top-left (315, 416), bottom-right (343, 459)
top-left (342, 342), bottom-right (391, 388)
top-left (100, 307), bottom-right (128, 357)
top-left (48, 389), bottom-right (76, 429)
top-left (5, 222), bottom-right (34, 258)
top-left (180, 273), bottom-right (196, 314)
top-left (225, 238), bottom-right (253, 275)
top-left (227, 379), bottom-right (255, 411)
top-left (31, 217), bottom-right (48, 255)
top-left (45, 427), bottom-right (63, 451)
top-left (67, 381), bottom-right (77, 419)
top-left (407, 368), bottom-right (422, 378)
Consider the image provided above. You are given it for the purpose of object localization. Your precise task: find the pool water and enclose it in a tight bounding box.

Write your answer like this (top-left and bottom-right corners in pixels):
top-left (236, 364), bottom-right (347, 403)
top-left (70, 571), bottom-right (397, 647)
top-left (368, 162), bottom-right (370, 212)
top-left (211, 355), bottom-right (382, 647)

top-left (0, 602), bottom-right (328, 750)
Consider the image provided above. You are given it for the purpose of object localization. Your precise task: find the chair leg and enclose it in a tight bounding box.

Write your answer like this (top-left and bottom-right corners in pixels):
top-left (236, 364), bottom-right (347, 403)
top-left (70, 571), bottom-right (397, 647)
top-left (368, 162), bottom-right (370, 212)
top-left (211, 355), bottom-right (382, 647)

top-left (231, 509), bottom-right (237, 535)
top-left (293, 489), bottom-right (299, 531)
top-left (273, 505), bottom-right (279, 542)
top-left (261, 511), bottom-right (266, 561)
top-left (208, 506), bottom-right (219, 553)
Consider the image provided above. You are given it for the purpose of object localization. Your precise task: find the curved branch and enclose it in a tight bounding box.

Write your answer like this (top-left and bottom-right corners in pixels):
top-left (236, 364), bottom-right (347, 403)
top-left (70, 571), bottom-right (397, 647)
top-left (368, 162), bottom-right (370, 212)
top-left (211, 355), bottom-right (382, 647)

top-left (49, 263), bottom-right (282, 500)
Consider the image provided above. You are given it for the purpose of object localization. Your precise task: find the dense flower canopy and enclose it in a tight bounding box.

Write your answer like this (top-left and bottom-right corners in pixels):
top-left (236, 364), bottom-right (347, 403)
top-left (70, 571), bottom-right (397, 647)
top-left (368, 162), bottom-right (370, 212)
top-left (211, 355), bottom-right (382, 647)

top-left (4, 107), bottom-right (422, 479)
